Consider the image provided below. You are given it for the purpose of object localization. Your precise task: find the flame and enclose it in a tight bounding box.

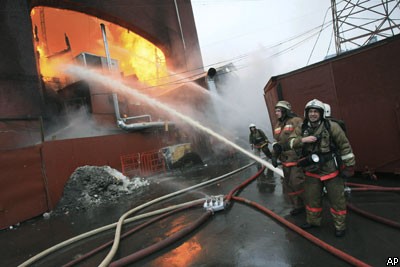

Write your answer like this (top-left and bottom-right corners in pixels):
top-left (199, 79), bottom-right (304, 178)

top-left (30, 7), bottom-right (168, 87)
top-left (106, 28), bottom-right (169, 85)
top-left (36, 44), bottom-right (67, 81)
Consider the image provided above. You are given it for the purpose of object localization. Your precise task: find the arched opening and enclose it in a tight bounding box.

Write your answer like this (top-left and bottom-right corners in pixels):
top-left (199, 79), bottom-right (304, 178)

top-left (30, 6), bottom-right (168, 87)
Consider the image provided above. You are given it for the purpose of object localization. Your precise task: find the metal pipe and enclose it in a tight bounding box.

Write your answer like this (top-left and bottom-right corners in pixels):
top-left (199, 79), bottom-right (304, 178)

top-left (100, 23), bottom-right (112, 72)
top-left (173, 0), bottom-right (186, 50)
top-left (112, 93), bottom-right (170, 131)
top-left (123, 114), bottom-right (152, 122)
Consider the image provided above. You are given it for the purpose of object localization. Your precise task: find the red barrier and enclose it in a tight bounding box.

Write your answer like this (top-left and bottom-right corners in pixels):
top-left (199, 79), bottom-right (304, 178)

top-left (140, 150), bottom-right (166, 176)
top-left (120, 153), bottom-right (141, 178)
top-left (121, 150), bottom-right (165, 177)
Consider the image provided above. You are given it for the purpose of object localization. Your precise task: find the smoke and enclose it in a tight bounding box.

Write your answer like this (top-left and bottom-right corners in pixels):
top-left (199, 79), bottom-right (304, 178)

top-left (63, 65), bottom-right (283, 177)
top-left (203, 46), bottom-right (276, 146)
top-left (44, 106), bottom-right (119, 141)
top-left (145, 46), bottom-right (276, 151)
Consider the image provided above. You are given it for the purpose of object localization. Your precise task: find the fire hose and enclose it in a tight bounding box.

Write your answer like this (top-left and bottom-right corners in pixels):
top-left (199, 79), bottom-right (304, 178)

top-left (62, 201), bottom-right (204, 267)
top-left (98, 171), bottom-right (393, 267)
top-left (232, 196), bottom-right (371, 267)
top-left (109, 210), bottom-right (212, 267)
top-left (344, 182), bottom-right (400, 229)
top-left (19, 162), bottom-right (395, 267)
top-left (18, 162), bottom-right (254, 267)
top-left (224, 166), bottom-right (371, 267)
top-left (346, 203), bottom-right (400, 229)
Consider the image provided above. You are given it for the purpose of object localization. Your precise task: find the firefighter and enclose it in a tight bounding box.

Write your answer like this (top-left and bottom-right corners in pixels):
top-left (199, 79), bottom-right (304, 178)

top-left (288, 99), bottom-right (355, 237)
top-left (271, 100), bottom-right (305, 216)
top-left (248, 123), bottom-right (273, 178)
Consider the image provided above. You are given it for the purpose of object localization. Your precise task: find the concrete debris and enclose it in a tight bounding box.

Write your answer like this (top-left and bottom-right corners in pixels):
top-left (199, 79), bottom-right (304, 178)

top-left (52, 165), bottom-right (149, 215)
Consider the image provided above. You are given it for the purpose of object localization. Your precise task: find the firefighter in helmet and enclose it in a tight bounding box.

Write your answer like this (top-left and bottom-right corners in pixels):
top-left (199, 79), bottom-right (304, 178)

top-left (271, 100), bottom-right (305, 216)
top-left (288, 99), bottom-right (355, 237)
top-left (248, 123), bottom-right (273, 177)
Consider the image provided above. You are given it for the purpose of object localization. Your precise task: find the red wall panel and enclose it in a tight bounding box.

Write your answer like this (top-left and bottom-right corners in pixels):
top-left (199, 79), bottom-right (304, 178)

top-left (0, 146), bottom-right (48, 229)
top-left (264, 36), bottom-right (400, 174)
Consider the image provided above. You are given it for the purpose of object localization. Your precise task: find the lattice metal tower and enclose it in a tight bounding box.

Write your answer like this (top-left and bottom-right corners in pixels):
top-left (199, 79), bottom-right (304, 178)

top-left (331, 0), bottom-right (400, 55)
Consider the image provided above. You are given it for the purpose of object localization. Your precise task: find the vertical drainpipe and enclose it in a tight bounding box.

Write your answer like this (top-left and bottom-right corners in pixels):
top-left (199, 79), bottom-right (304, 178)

top-left (100, 23), bottom-right (112, 72)
top-left (173, 0), bottom-right (186, 50)
top-left (174, 0), bottom-right (188, 69)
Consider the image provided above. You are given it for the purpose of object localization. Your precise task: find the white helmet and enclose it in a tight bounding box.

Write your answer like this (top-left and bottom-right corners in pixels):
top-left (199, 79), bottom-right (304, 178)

top-left (324, 103), bottom-right (331, 117)
top-left (304, 99), bottom-right (325, 118)
top-left (275, 100), bottom-right (292, 111)
top-left (249, 123), bottom-right (256, 129)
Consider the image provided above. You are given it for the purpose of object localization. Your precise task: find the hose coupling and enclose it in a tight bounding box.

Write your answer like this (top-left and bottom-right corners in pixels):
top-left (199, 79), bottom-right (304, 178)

top-left (203, 195), bottom-right (225, 212)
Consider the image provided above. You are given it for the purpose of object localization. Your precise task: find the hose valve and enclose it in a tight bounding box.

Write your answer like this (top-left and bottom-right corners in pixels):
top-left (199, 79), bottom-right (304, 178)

top-left (344, 186), bottom-right (351, 198)
top-left (203, 195), bottom-right (225, 212)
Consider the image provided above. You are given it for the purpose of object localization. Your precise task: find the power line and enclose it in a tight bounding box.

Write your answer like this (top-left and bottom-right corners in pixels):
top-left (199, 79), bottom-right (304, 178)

top-left (307, 5), bottom-right (332, 65)
top-left (138, 22), bottom-right (334, 88)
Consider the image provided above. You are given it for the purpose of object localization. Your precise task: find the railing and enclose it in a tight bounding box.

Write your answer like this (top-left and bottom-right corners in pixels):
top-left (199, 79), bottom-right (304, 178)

top-left (121, 150), bottom-right (165, 177)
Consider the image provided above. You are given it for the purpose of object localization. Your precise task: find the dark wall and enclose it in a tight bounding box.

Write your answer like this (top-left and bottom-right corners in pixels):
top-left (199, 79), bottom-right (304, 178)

top-left (0, 0), bottom-right (43, 117)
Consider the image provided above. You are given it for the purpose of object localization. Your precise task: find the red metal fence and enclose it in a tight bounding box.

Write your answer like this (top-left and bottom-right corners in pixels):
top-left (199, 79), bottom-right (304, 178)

top-left (121, 150), bottom-right (165, 177)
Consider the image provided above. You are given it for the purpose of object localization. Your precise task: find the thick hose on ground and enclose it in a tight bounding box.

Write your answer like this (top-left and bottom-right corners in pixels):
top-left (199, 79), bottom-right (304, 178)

top-left (62, 201), bottom-right (203, 267)
top-left (232, 196), bottom-right (372, 267)
top-left (344, 182), bottom-right (400, 229)
top-left (345, 182), bottom-right (385, 188)
top-left (225, 166), bottom-right (265, 203)
top-left (98, 162), bottom-right (253, 267)
top-left (347, 203), bottom-right (400, 229)
top-left (350, 187), bottom-right (400, 192)
top-left (19, 162), bottom-right (253, 267)
top-left (109, 210), bottom-right (213, 267)
top-left (18, 199), bottom-right (203, 267)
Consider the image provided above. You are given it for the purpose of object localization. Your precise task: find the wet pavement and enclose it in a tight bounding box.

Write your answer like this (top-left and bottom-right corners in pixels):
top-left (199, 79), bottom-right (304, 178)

top-left (1, 158), bottom-right (400, 267)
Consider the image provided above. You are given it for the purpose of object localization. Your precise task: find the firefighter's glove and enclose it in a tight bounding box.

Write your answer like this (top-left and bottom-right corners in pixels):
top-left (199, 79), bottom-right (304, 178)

top-left (341, 166), bottom-right (355, 178)
top-left (272, 143), bottom-right (282, 155)
top-left (271, 156), bottom-right (278, 168)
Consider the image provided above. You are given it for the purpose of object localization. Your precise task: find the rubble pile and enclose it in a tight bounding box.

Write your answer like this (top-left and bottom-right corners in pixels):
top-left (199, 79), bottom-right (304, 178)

top-left (53, 165), bottom-right (149, 215)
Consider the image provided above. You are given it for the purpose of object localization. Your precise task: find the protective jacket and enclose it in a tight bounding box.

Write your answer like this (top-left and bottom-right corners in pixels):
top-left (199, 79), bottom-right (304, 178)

top-left (289, 120), bottom-right (355, 179)
top-left (273, 116), bottom-right (305, 210)
top-left (289, 119), bottom-right (355, 230)
top-left (273, 116), bottom-right (303, 165)
top-left (249, 129), bottom-right (269, 146)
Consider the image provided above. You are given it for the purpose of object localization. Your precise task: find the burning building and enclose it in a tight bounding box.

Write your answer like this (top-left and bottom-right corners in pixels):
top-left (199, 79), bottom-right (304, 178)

top-left (0, 0), bottom-right (213, 229)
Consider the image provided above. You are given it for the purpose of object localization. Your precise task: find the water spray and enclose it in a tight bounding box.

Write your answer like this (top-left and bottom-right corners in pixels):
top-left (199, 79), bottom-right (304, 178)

top-left (64, 65), bottom-right (283, 177)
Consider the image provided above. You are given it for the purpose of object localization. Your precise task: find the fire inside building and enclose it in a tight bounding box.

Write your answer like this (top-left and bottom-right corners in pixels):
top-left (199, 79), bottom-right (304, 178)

top-left (1, 0), bottom-right (400, 229)
top-left (0, 0), bottom-right (225, 229)
top-left (1, 1), bottom-right (400, 266)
